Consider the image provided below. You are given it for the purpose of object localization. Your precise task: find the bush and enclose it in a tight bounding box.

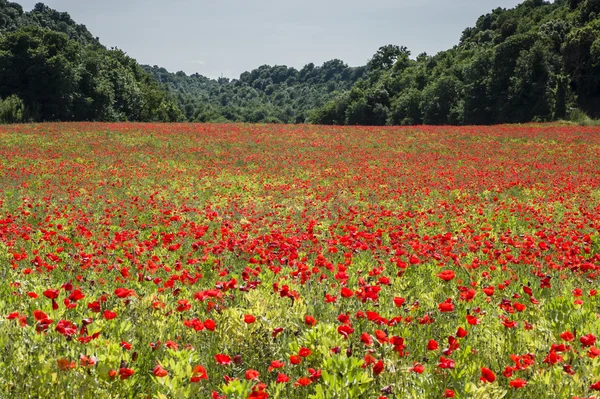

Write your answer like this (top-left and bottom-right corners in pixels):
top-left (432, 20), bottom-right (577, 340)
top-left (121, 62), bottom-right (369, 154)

top-left (568, 107), bottom-right (600, 125)
top-left (0, 95), bottom-right (26, 123)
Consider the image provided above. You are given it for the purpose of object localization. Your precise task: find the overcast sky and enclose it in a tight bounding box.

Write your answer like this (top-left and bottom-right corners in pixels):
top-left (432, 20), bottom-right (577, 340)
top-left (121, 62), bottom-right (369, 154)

top-left (19, 0), bottom-right (524, 79)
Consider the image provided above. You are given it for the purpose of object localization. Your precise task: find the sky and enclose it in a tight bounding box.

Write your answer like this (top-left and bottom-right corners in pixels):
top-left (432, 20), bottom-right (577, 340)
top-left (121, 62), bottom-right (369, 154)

top-left (19, 0), bottom-right (524, 79)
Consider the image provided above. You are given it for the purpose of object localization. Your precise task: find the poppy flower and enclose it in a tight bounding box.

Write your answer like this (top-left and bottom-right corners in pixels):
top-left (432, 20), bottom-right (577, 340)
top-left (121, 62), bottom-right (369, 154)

top-left (361, 332), bottom-right (374, 346)
top-left (580, 334), bottom-right (596, 347)
top-left (245, 369), bottom-right (260, 380)
top-left (588, 347), bottom-right (600, 359)
top-left (437, 270), bottom-right (455, 281)
top-left (204, 319), bottom-right (216, 331)
top-left (119, 367), bottom-right (135, 380)
top-left (438, 298), bottom-right (454, 312)
top-left (373, 360), bottom-right (384, 375)
top-left (248, 389), bottom-right (269, 399)
top-left (276, 373), bottom-right (290, 383)
top-left (43, 289), bottom-right (59, 300)
top-left (560, 331), bottom-right (574, 341)
top-left (509, 379), bottom-right (527, 388)
top-left (244, 314), bottom-right (256, 324)
top-left (337, 325), bottom-right (354, 339)
top-left (304, 315), bottom-right (317, 326)
top-left (308, 368), bottom-right (322, 381)
top-left (437, 356), bottom-right (455, 369)
top-left (153, 365), bottom-right (168, 377)
top-left (268, 360), bottom-right (285, 372)
top-left (295, 377), bottom-right (312, 387)
top-left (290, 355), bottom-right (302, 365)
top-left (103, 310), bottom-right (117, 320)
top-left (191, 365), bottom-right (208, 382)
top-left (272, 327), bottom-right (283, 338)
top-left (412, 363), bottom-right (425, 374)
top-left (375, 330), bottom-right (388, 343)
top-left (80, 355), bottom-right (96, 367)
top-left (480, 367), bottom-right (496, 383)
top-left (215, 354), bottom-right (231, 365)
top-left (393, 297), bottom-right (406, 307)
top-left (443, 389), bottom-right (455, 398)
top-left (298, 347), bottom-right (312, 357)
top-left (427, 339), bottom-right (439, 350)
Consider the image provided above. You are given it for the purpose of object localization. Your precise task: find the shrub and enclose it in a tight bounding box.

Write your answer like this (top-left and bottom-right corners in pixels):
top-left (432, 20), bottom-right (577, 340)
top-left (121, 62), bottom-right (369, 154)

top-left (0, 95), bottom-right (26, 123)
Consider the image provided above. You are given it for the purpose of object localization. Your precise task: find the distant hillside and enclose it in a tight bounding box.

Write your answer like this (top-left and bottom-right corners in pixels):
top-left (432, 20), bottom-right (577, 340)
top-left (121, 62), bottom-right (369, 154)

top-left (310, 0), bottom-right (600, 125)
top-left (0, 1), bottom-right (182, 123)
top-left (143, 62), bottom-right (365, 123)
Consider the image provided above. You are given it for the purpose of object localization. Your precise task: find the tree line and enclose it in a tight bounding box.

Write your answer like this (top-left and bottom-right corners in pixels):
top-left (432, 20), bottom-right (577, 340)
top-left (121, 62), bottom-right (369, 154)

top-left (1, 0), bottom-right (599, 125)
top-left (311, 0), bottom-right (600, 125)
top-left (0, 1), bottom-right (182, 123)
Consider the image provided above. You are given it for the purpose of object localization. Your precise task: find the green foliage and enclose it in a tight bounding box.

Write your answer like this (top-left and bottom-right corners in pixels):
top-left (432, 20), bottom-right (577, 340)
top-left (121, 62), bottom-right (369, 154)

top-left (0, 2), bottom-right (183, 123)
top-left (0, 94), bottom-right (25, 122)
top-left (309, 356), bottom-right (373, 399)
top-left (312, 0), bottom-right (600, 125)
top-left (144, 60), bottom-right (365, 124)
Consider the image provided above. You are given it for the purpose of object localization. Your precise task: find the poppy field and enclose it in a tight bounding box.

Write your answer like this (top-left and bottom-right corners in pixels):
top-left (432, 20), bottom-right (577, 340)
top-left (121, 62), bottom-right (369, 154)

top-left (2, 122), bottom-right (600, 399)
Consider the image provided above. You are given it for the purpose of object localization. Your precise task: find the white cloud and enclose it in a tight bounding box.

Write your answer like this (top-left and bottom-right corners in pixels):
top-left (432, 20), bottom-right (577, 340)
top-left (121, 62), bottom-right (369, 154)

top-left (191, 60), bottom-right (206, 65)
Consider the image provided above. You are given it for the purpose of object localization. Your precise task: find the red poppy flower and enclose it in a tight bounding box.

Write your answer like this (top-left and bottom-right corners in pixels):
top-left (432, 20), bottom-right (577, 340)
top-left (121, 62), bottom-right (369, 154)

top-left (290, 355), bottom-right (302, 365)
top-left (437, 270), bottom-right (455, 281)
top-left (153, 365), bottom-right (168, 377)
top-left (119, 368), bottom-right (135, 380)
top-left (412, 363), bottom-right (425, 374)
top-left (393, 297), bottom-right (406, 307)
top-left (245, 369), bottom-right (260, 380)
top-left (204, 319), bottom-right (216, 331)
top-left (304, 315), bottom-right (317, 326)
top-left (337, 325), bottom-right (355, 339)
top-left (560, 331), bottom-right (575, 342)
top-left (43, 289), bottom-right (59, 300)
top-left (480, 367), bottom-right (496, 383)
top-left (191, 365), bottom-right (208, 382)
top-left (438, 298), bottom-right (454, 312)
top-left (509, 379), bottom-right (527, 388)
top-left (215, 354), bottom-right (231, 365)
top-left (373, 360), bottom-right (384, 375)
top-left (295, 377), bottom-right (312, 387)
top-left (437, 356), bottom-right (455, 369)
top-left (580, 334), bottom-right (596, 347)
top-left (361, 332), bottom-right (374, 346)
top-left (268, 360), bottom-right (285, 372)
top-left (244, 314), bottom-right (256, 324)
top-left (427, 339), bottom-right (439, 350)
top-left (103, 310), bottom-right (117, 320)
top-left (298, 347), bottom-right (311, 358)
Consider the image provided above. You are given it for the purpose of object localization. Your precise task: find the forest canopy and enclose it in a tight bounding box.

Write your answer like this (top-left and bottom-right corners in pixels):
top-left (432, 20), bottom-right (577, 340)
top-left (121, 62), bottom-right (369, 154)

top-left (0, 1), bottom-right (182, 122)
top-left (1, 0), bottom-right (599, 125)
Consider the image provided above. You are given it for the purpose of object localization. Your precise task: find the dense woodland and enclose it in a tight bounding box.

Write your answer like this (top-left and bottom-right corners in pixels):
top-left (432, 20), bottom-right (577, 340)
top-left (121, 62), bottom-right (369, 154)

top-left (0, 1), bottom-right (182, 123)
top-left (0, 0), bottom-right (599, 125)
top-left (311, 0), bottom-right (600, 125)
